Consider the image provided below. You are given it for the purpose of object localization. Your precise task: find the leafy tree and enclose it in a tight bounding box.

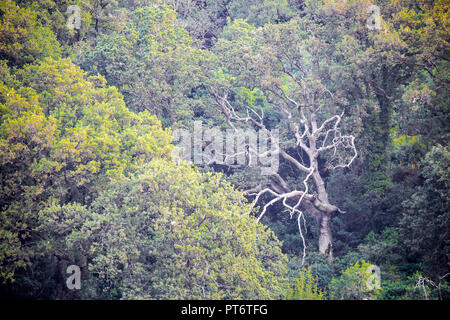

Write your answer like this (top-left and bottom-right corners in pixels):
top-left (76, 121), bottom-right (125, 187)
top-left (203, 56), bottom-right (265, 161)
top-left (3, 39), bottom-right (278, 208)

top-left (17, 0), bottom-right (127, 43)
top-left (398, 145), bottom-right (450, 278)
top-left (226, 0), bottom-right (295, 27)
top-left (390, 0), bottom-right (450, 146)
top-left (131, 0), bottom-right (297, 49)
top-left (286, 266), bottom-right (326, 300)
top-left (330, 260), bottom-right (382, 300)
top-left (76, 5), bottom-right (211, 126)
top-left (0, 57), bottom-right (171, 285)
top-left (154, 0), bottom-right (230, 48)
top-left (0, 0), bottom-right (448, 301)
top-left (37, 159), bottom-right (288, 299)
top-left (357, 228), bottom-right (402, 267)
top-left (0, 0), bottom-right (61, 66)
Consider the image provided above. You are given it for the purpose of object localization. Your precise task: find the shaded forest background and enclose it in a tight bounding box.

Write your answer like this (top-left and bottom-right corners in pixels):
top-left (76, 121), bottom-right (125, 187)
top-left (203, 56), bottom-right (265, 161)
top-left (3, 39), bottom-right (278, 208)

top-left (0, 0), bottom-right (448, 300)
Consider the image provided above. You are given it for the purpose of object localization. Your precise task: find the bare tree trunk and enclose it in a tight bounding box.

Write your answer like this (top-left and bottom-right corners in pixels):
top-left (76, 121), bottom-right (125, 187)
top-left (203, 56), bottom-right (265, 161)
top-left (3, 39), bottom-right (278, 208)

top-left (313, 165), bottom-right (334, 262)
top-left (318, 212), bottom-right (333, 262)
top-left (53, 256), bottom-right (67, 300)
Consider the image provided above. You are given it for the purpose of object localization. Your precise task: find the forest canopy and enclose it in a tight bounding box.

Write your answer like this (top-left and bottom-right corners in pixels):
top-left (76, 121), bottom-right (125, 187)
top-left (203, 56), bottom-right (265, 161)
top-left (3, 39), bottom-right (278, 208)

top-left (0, 0), bottom-right (448, 300)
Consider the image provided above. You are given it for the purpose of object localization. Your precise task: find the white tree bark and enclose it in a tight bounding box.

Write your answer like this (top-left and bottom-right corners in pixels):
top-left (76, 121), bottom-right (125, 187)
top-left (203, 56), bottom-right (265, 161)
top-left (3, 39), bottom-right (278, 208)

top-left (208, 78), bottom-right (357, 264)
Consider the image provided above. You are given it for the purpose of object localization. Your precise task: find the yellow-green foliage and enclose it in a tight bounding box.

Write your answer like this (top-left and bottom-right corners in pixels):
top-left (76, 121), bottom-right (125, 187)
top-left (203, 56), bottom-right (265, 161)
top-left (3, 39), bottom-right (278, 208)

top-left (77, 5), bottom-right (212, 126)
top-left (0, 57), bottom-right (171, 283)
top-left (0, 0), bottom-right (61, 65)
top-left (38, 159), bottom-right (289, 299)
top-left (287, 266), bottom-right (326, 300)
top-left (330, 260), bottom-right (382, 300)
top-left (393, 135), bottom-right (419, 146)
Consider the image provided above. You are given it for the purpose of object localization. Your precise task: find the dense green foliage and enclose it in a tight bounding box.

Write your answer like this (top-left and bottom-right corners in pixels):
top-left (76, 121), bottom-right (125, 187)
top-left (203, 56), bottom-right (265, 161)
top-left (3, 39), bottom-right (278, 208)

top-left (0, 57), bottom-right (171, 285)
top-left (0, 0), bottom-right (61, 65)
top-left (37, 160), bottom-right (288, 299)
top-left (76, 5), bottom-right (211, 126)
top-left (0, 0), bottom-right (448, 300)
top-left (329, 260), bottom-right (382, 300)
top-left (286, 266), bottom-right (325, 300)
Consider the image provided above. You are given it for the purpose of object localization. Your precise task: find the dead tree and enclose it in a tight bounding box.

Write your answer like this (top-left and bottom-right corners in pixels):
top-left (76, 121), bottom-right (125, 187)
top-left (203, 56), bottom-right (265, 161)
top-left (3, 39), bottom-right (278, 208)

top-left (208, 66), bottom-right (357, 264)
